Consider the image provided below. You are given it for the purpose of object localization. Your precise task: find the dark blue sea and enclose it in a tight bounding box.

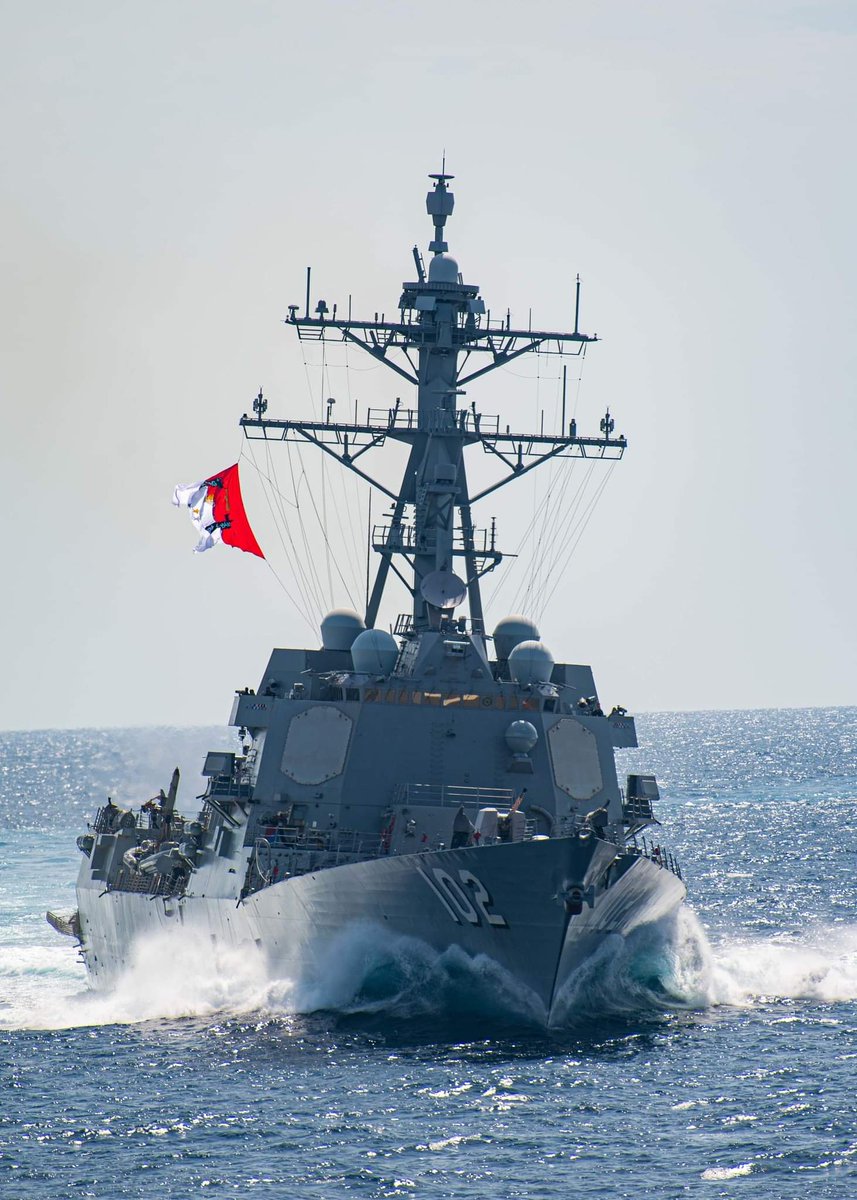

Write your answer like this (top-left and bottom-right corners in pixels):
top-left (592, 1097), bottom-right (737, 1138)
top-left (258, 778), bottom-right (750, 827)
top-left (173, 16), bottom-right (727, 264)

top-left (1, 708), bottom-right (855, 1198)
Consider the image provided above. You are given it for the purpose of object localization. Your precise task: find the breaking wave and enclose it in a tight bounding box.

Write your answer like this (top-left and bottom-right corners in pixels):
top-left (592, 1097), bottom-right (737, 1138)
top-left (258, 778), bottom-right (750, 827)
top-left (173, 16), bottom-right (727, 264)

top-left (279, 922), bottom-right (548, 1025)
top-left (550, 908), bottom-right (713, 1025)
top-left (704, 923), bottom-right (857, 1007)
top-left (553, 911), bottom-right (857, 1023)
top-left (0, 931), bottom-right (270, 1031)
top-left (5, 912), bottom-right (857, 1031)
top-left (0, 923), bottom-right (546, 1031)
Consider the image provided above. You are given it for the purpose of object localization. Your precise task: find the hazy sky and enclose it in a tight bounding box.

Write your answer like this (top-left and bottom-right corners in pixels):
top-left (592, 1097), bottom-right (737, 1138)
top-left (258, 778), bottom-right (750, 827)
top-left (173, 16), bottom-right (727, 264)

top-left (2, 1), bottom-right (855, 730)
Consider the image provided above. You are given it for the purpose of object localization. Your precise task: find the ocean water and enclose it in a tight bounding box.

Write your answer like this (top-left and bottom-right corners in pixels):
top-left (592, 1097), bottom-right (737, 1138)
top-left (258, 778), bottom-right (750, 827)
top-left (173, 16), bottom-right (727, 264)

top-left (1, 708), bottom-right (856, 1199)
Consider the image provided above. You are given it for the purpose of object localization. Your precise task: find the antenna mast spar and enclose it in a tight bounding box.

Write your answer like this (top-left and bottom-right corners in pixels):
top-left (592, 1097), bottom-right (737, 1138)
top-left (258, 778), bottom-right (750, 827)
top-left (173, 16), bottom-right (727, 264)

top-left (241, 171), bottom-right (626, 636)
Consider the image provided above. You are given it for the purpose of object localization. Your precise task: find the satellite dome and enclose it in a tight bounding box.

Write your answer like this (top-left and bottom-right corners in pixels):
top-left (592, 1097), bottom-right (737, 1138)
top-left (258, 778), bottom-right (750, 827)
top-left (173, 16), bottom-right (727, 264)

top-left (508, 640), bottom-right (554, 687)
top-left (492, 615), bottom-right (540, 661)
top-left (428, 253), bottom-right (460, 284)
top-left (320, 609), bottom-right (365, 651)
top-left (351, 628), bottom-right (398, 675)
top-left (505, 720), bottom-right (539, 756)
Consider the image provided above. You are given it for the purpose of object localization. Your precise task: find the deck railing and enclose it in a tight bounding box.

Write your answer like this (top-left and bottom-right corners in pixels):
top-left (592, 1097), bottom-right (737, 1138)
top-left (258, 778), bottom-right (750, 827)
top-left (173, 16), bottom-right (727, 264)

top-left (392, 782), bottom-right (518, 809)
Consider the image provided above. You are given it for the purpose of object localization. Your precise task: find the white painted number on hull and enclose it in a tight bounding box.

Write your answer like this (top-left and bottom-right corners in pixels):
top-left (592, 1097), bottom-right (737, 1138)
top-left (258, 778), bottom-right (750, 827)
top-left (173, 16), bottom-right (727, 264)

top-left (417, 867), bottom-right (509, 929)
top-left (458, 870), bottom-right (508, 927)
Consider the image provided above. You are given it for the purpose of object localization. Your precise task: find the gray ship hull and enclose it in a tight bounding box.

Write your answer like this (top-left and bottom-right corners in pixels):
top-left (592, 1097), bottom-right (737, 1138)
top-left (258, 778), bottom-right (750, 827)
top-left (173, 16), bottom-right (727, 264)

top-left (61, 169), bottom-right (689, 1027)
top-left (76, 835), bottom-right (686, 1024)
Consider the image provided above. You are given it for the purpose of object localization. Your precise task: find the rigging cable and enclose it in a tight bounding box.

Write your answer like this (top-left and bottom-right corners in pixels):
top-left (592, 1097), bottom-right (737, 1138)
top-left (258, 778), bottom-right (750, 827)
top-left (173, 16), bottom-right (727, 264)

top-left (536, 461), bottom-right (617, 624)
top-left (527, 349), bottom-right (543, 611)
top-left (333, 339), bottom-right (370, 602)
top-left (486, 364), bottom-right (559, 605)
top-left (530, 355), bottom-right (583, 604)
top-left (511, 463), bottom-right (595, 616)
top-left (524, 462), bottom-right (598, 615)
top-left (514, 358), bottom-right (596, 616)
top-left (285, 435), bottom-right (359, 611)
top-left (319, 340), bottom-right (336, 606)
top-left (487, 479), bottom-right (554, 608)
top-left (274, 438), bottom-right (329, 614)
top-left (488, 430), bottom-right (587, 614)
top-left (238, 444), bottom-right (318, 633)
top-left (522, 438), bottom-right (586, 612)
top-left (525, 363), bottom-right (563, 611)
top-left (301, 341), bottom-right (365, 607)
top-left (268, 430), bottom-right (330, 615)
top-left (284, 348), bottom-right (333, 613)
top-left (485, 354), bottom-right (591, 616)
top-left (251, 436), bottom-right (327, 620)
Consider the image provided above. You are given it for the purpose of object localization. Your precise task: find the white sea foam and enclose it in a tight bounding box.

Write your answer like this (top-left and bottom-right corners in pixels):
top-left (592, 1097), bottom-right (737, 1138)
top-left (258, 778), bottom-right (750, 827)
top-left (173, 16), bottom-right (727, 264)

top-left (627, 912), bottom-right (857, 1010)
top-left (0, 918), bottom-right (545, 1030)
top-left (705, 924), bottom-right (857, 1006)
top-left (701, 1163), bottom-right (754, 1181)
top-left (6, 911), bottom-right (857, 1030)
top-left (548, 909), bottom-right (857, 1023)
top-left (0, 928), bottom-right (270, 1030)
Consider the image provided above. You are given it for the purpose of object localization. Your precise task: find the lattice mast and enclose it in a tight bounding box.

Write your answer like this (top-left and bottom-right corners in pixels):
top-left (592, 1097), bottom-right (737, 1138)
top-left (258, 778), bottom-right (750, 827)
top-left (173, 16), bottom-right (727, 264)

top-left (241, 171), bottom-right (626, 633)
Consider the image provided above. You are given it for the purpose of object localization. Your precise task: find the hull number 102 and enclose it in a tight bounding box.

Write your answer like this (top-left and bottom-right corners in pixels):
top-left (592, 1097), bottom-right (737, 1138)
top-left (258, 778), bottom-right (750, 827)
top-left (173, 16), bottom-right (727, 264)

top-left (417, 866), bottom-right (508, 929)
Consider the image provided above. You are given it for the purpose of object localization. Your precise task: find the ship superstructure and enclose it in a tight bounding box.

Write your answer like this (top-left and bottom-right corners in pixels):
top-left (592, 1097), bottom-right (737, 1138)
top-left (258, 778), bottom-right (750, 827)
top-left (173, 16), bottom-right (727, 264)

top-left (56, 171), bottom-right (686, 1022)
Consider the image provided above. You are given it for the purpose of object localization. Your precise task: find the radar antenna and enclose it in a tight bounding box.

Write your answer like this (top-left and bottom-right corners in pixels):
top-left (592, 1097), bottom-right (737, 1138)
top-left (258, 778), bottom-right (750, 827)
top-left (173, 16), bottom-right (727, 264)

top-left (240, 172), bottom-right (626, 636)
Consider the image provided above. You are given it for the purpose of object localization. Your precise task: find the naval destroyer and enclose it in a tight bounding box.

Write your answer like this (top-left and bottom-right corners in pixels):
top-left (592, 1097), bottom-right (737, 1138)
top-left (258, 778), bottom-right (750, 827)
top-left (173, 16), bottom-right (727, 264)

top-left (52, 170), bottom-right (686, 1022)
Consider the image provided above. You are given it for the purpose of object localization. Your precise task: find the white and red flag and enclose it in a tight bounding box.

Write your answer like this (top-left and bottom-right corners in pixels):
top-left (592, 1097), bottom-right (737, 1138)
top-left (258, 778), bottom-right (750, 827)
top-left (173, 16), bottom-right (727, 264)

top-left (172, 463), bottom-right (264, 558)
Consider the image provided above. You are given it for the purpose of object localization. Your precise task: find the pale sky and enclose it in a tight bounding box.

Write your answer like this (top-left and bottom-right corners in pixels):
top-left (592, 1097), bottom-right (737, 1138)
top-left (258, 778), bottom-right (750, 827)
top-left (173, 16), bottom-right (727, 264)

top-left (2, 1), bottom-right (855, 729)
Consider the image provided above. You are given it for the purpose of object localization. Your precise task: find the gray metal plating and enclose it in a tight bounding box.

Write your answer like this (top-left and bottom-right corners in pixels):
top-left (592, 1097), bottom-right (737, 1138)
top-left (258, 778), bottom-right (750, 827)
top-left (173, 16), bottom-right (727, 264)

top-left (64, 170), bottom-right (686, 1023)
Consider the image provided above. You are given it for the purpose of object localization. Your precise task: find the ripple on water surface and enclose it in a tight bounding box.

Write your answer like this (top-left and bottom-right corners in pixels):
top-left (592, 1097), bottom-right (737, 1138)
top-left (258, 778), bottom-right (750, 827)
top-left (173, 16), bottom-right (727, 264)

top-left (0, 712), bottom-right (856, 1198)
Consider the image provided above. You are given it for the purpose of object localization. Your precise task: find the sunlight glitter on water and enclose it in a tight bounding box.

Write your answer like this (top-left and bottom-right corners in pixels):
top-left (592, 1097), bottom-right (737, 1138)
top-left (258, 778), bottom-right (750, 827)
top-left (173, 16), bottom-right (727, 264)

top-left (2, 714), bottom-right (856, 1200)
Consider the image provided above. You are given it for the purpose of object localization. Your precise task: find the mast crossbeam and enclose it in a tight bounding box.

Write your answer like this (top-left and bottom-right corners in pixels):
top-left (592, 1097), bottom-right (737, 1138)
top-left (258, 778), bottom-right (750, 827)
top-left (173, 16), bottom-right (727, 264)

top-left (371, 521), bottom-right (501, 554)
top-left (241, 415), bottom-right (624, 452)
top-left (480, 432), bottom-right (627, 457)
top-left (289, 312), bottom-right (596, 345)
top-left (288, 313), bottom-right (595, 385)
top-left (251, 171), bottom-right (623, 629)
top-left (290, 314), bottom-right (594, 350)
top-left (241, 415), bottom-right (395, 450)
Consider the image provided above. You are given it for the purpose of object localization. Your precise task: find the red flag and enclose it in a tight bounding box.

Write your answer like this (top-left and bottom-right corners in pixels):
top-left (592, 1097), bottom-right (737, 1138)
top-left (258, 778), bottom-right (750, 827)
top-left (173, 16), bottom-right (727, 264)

top-left (173, 463), bottom-right (264, 558)
top-left (209, 463), bottom-right (264, 558)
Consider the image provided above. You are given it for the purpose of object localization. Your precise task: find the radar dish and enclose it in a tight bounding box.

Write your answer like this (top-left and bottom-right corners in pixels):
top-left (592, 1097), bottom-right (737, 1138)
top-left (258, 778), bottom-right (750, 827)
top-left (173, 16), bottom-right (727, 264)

top-left (420, 570), bottom-right (467, 610)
